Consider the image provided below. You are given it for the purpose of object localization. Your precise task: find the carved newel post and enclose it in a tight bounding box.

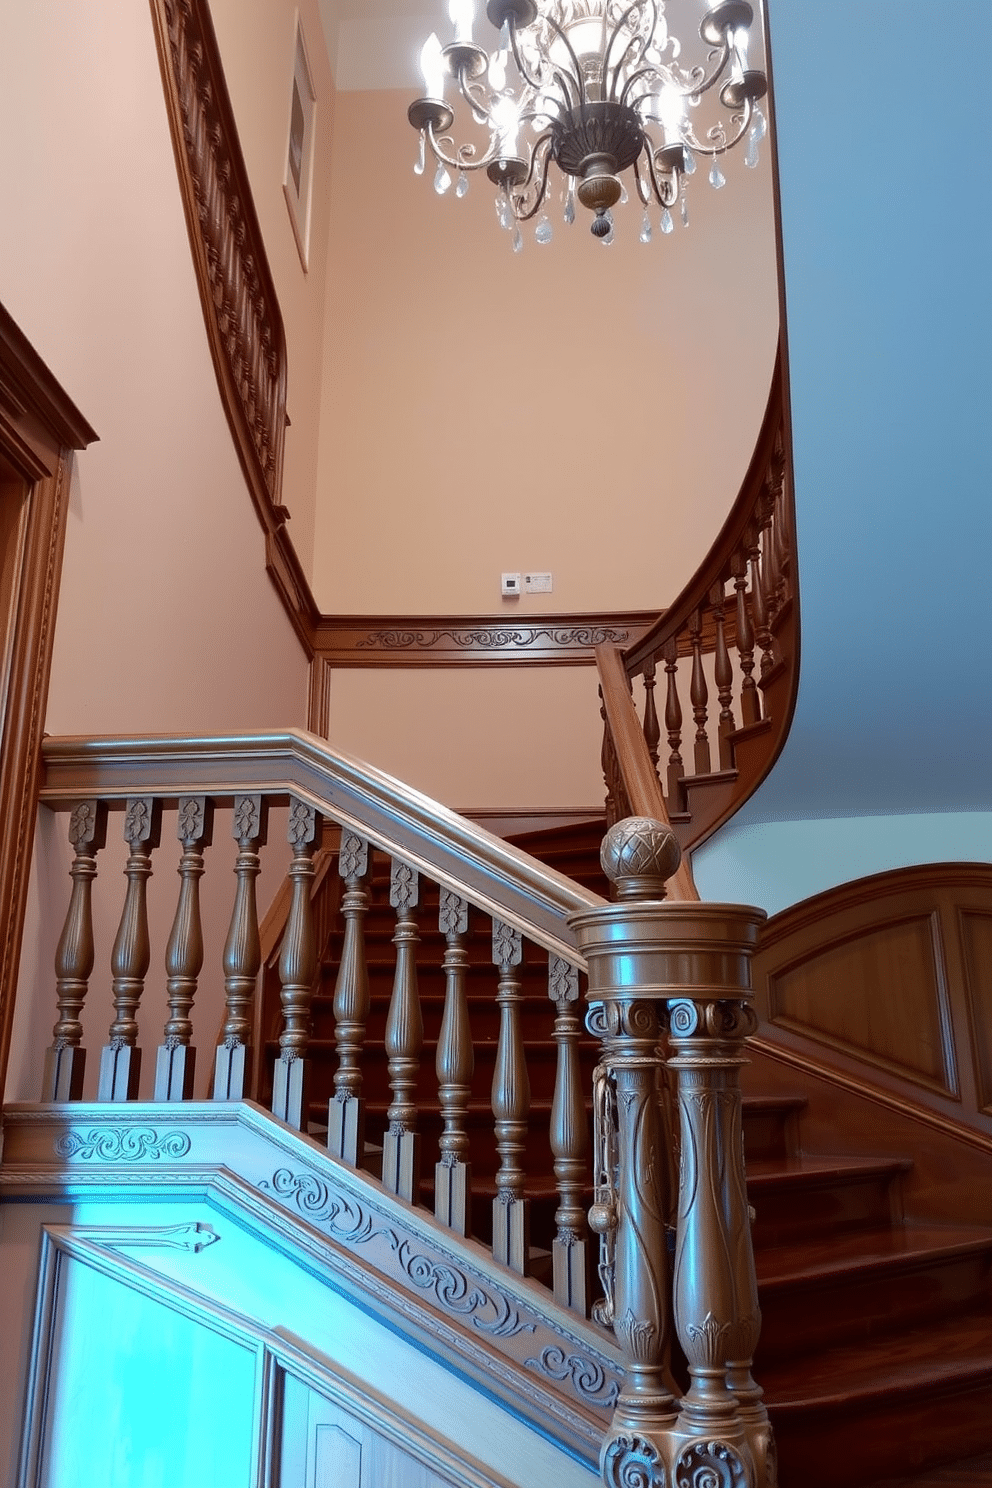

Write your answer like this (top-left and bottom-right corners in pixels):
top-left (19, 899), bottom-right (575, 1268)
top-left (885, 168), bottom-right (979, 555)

top-left (569, 818), bottom-right (774, 1488)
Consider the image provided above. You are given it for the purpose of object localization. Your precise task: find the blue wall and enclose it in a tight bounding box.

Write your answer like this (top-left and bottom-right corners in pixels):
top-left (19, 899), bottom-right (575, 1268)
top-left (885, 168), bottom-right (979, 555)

top-left (696, 0), bottom-right (992, 912)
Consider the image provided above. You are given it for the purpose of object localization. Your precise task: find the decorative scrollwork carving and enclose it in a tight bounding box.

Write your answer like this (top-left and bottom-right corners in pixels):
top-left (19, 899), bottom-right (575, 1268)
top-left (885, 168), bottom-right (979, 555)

top-left (602, 1433), bottom-right (667, 1488)
top-left (492, 920), bottom-right (522, 970)
top-left (338, 832), bottom-right (368, 883)
top-left (389, 860), bottom-right (418, 911)
top-left (523, 1346), bottom-right (619, 1407)
top-left (438, 887), bottom-right (468, 936)
top-left (54, 1128), bottom-right (191, 1161)
top-left (356, 624), bottom-right (633, 652)
top-left (674, 1441), bottom-right (748, 1488)
top-left (261, 1168), bottom-right (388, 1244)
top-left (668, 1000), bottom-right (701, 1037)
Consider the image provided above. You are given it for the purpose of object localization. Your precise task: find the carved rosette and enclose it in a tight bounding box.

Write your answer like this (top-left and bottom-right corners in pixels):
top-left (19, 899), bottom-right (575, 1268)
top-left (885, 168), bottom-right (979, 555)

top-left (674, 1441), bottom-right (749, 1488)
top-left (602, 1433), bottom-right (667, 1488)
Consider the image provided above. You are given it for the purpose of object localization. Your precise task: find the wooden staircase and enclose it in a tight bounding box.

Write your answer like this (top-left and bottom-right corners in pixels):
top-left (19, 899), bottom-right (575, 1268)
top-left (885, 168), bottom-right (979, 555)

top-left (257, 817), bottom-right (992, 1488)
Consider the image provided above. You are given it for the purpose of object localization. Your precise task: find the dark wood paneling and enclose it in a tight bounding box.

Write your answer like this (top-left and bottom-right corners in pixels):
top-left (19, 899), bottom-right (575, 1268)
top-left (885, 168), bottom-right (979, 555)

top-left (310, 611), bottom-right (658, 668)
top-left (958, 909), bottom-right (992, 1114)
top-left (768, 912), bottom-right (956, 1094)
top-left (753, 864), bottom-right (992, 1139)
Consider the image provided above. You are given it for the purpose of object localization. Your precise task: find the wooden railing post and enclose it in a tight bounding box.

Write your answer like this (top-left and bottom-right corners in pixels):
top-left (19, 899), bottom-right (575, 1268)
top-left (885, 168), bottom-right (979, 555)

top-left (548, 955), bottom-right (589, 1315)
top-left (155, 796), bottom-right (212, 1100)
top-left (570, 817), bottom-right (773, 1488)
top-left (328, 831), bottom-right (370, 1165)
top-left (43, 800), bottom-right (108, 1101)
top-left (214, 794), bottom-right (268, 1101)
top-left (491, 919), bottom-right (529, 1274)
top-left (435, 889), bottom-right (473, 1235)
top-left (382, 860), bottom-right (423, 1203)
top-left (98, 798), bottom-right (162, 1101)
top-left (271, 799), bottom-right (322, 1130)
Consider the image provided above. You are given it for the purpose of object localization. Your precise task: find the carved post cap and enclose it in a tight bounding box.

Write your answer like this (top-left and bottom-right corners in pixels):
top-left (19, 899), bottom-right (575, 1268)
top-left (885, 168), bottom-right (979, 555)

top-left (601, 817), bottom-right (682, 901)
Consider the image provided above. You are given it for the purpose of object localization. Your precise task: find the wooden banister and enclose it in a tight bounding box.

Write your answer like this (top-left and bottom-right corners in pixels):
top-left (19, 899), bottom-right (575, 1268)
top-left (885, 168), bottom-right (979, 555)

top-left (39, 729), bottom-right (603, 963)
top-left (599, 351), bottom-right (798, 854)
top-left (595, 644), bottom-right (699, 901)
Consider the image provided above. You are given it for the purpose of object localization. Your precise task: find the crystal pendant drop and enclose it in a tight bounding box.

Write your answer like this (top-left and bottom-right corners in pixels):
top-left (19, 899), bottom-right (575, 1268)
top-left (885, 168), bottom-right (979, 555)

top-left (680, 190), bottom-right (689, 227)
top-left (619, 183), bottom-right (629, 205)
top-left (564, 185), bottom-right (576, 225)
top-left (414, 132), bottom-right (426, 177)
top-left (496, 191), bottom-right (513, 230)
top-left (434, 162), bottom-right (452, 195)
top-left (639, 210), bottom-right (652, 243)
top-left (745, 131), bottom-right (760, 169)
top-left (660, 207), bottom-right (674, 234)
top-left (602, 209), bottom-right (615, 246)
top-left (499, 18), bottom-right (510, 51)
top-left (456, 170), bottom-right (469, 198)
top-left (752, 107), bottom-right (767, 141)
top-left (709, 159), bottom-right (726, 189)
top-left (512, 224), bottom-right (523, 253)
top-left (535, 214), bottom-right (553, 245)
top-left (683, 148), bottom-right (696, 176)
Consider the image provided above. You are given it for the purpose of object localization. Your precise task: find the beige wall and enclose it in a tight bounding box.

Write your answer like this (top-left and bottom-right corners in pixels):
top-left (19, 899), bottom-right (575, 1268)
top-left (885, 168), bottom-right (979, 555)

top-left (210, 0), bottom-right (336, 583)
top-left (0, 1), bottom-right (312, 1095)
top-left (312, 85), bottom-right (779, 616)
top-left (325, 665), bottom-right (606, 810)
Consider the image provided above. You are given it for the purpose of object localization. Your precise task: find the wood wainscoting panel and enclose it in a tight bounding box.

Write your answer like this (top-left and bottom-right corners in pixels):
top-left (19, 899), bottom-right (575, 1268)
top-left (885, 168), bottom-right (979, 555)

top-left (958, 910), bottom-right (992, 1114)
top-left (754, 864), bottom-right (992, 1136)
top-left (767, 913), bottom-right (956, 1095)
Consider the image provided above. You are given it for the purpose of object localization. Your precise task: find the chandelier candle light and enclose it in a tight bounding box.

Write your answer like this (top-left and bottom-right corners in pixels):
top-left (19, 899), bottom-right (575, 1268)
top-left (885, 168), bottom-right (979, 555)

top-left (409, 0), bottom-right (767, 248)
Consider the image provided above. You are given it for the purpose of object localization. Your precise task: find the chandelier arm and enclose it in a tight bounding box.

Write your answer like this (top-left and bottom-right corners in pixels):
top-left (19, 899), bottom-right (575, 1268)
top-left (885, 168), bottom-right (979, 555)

top-left (426, 122), bottom-right (507, 173)
top-left (679, 41), bottom-right (734, 103)
top-left (543, 14), bottom-right (588, 108)
top-left (510, 133), bottom-right (555, 221)
top-left (605, 1), bottom-right (658, 104)
top-left (643, 137), bottom-right (679, 208)
top-left (683, 98), bottom-right (752, 157)
top-left (633, 156), bottom-right (652, 206)
top-left (620, 65), bottom-right (669, 109)
top-left (508, 17), bottom-right (545, 92)
top-left (455, 69), bottom-right (500, 129)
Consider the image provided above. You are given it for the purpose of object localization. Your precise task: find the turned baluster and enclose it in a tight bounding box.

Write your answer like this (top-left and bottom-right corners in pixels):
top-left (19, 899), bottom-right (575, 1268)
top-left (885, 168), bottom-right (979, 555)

top-left (272, 800), bottom-right (322, 1131)
top-left (641, 658), bottom-right (661, 778)
top-left (710, 580), bottom-right (736, 771)
top-left (491, 920), bottom-right (529, 1274)
top-left (327, 831), bottom-right (370, 1165)
top-left (751, 508), bottom-right (776, 680)
top-left (435, 889), bottom-right (473, 1235)
top-left (98, 798), bottom-right (162, 1101)
top-left (599, 686), bottom-right (627, 829)
top-left (382, 860), bottom-right (423, 1203)
top-left (662, 637), bottom-right (685, 809)
top-left (154, 797), bottom-right (213, 1101)
top-left (769, 437), bottom-right (790, 612)
top-left (214, 795), bottom-right (268, 1101)
top-left (688, 608), bottom-right (711, 776)
top-left (548, 955), bottom-right (589, 1315)
top-left (732, 549), bottom-right (761, 726)
top-left (43, 800), bottom-right (108, 1101)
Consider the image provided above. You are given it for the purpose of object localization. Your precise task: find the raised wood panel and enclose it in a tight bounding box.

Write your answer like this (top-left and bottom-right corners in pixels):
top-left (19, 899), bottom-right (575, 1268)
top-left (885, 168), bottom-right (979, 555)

top-left (958, 910), bottom-right (992, 1115)
top-left (754, 864), bottom-right (992, 1136)
top-left (768, 914), bottom-right (956, 1095)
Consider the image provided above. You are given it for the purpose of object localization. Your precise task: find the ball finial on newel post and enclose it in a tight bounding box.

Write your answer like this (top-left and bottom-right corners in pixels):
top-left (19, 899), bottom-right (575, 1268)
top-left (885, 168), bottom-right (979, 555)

top-left (600, 816), bottom-right (682, 902)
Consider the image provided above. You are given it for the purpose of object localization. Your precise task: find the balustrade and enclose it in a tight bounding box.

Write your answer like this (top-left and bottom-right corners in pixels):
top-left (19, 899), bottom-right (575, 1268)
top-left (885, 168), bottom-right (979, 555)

top-left (603, 363), bottom-right (795, 854)
top-left (37, 737), bottom-right (776, 1485)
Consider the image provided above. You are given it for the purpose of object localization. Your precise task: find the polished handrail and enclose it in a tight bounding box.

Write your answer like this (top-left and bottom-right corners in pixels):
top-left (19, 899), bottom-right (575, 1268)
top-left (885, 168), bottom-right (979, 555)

top-left (40, 730), bottom-right (604, 963)
top-left (595, 643), bottom-right (699, 901)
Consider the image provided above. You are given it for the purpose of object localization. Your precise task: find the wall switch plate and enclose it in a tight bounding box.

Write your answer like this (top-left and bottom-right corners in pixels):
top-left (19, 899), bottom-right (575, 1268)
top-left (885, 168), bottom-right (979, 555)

top-left (524, 572), bottom-right (553, 594)
top-left (501, 572), bottom-right (521, 597)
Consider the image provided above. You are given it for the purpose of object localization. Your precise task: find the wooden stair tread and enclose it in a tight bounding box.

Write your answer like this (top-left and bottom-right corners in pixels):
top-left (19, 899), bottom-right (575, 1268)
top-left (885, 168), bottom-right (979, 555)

top-left (756, 1222), bottom-right (992, 1289)
top-left (761, 1311), bottom-right (992, 1409)
top-left (866, 1451), bottom-right (992, 1487)
top-left (746, 1153), bottom-right (913, 1187)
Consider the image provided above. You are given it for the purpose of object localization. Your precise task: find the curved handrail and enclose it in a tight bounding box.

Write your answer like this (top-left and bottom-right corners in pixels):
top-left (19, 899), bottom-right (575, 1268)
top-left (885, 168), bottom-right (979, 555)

top-left (603, 346), bottom-right (799, 852)
top-left (39, 729), bottom-right (604, 963)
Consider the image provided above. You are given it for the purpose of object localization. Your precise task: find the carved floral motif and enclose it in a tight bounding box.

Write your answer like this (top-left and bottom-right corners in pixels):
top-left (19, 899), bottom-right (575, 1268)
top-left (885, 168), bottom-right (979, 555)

top-left (54, 1128), bottom-right (192, 1161)
top-left (523, 1346), bottom-right (619, 1407)
top-left (674, 1441), bottom-right (748, 1488)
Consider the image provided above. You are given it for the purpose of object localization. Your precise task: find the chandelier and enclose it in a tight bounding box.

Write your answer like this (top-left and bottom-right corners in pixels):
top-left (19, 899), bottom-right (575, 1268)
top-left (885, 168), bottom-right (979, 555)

top-left (408, 1), bottom-right (767, 247)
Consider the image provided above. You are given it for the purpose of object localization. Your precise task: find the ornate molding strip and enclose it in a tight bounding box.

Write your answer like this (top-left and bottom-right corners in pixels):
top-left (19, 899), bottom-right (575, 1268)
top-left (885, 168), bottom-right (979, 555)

top-left (54, 1127), bottom-right (192, 1161)
top-left (149, 0), bottom-right (317, 652)
top-left (311, 611), bottom-right (659, 668)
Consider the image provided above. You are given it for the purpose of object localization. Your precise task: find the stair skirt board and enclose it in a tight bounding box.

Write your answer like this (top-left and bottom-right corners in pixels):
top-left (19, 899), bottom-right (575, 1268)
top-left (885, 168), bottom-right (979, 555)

top-left (7, 1204), bottom-right (597, 1488)
top-left (0, 1101), bottom-right (619, 1483)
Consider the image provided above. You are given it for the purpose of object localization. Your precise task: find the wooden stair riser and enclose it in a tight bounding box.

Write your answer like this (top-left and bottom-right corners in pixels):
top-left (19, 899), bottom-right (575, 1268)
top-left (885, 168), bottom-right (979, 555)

top-left (748, 1163), bottom-right (908, 1248)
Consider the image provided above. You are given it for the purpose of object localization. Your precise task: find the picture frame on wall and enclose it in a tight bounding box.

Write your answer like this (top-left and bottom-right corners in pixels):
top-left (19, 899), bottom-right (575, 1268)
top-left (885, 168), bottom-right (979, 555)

top-left (284, 13), bottom-right (316, 269)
